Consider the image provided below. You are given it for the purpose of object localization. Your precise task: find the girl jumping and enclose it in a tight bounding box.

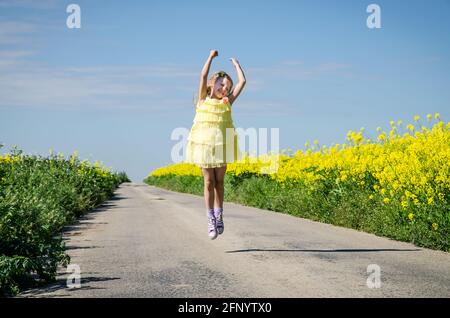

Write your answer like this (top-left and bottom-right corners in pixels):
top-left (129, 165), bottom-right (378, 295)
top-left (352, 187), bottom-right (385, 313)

top-left (185, 50), bottom-right (246, 240)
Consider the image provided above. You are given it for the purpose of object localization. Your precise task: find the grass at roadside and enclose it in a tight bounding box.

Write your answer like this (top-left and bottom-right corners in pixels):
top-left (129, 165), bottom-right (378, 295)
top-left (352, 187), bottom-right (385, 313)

top-left (145, 115), bottom-right (450, 253)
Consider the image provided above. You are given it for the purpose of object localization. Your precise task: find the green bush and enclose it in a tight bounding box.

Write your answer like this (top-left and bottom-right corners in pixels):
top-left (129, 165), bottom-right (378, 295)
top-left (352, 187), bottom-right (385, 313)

top-left (0, 148), bottom-right (129, 296)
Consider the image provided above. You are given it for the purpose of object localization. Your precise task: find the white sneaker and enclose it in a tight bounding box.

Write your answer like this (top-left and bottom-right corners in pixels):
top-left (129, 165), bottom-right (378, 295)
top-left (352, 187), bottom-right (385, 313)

top-left (215, 209), bottom-right (224, 235)
top-left (207, 210), bottom-right (218, 240)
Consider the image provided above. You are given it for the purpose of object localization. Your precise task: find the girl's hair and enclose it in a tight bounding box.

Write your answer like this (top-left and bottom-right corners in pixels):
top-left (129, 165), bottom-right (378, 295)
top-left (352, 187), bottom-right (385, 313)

top-left (193, 71), bottom-right (234, 107)
top-left (206, 71), bottom-right (234, 98)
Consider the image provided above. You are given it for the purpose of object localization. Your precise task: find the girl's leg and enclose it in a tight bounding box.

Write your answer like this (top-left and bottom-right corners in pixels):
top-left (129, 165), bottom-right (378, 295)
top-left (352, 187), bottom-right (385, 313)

top-left (202, 167), bottom-right (218, 240)
top-left (214, 165), bottom-right (227, 234)
top-left (214, 165), bottom-right (227, 209)
top-left (202, 168), bottom-right (215, 210)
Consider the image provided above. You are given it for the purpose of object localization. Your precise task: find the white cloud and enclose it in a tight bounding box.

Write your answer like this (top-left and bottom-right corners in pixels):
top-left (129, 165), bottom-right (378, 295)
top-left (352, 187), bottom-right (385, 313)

top-left (247, 60), bottom-right (352, 81)
top-left (316, 63), bottom-right (351, 72)
top-left (0, 49), bottom-right (36, 70)
top-left (0, 40), bottom-right (353, 116)
top-left (0, 21), bottom-right (38, 44)
top-left (234, 100), bottom-right (303, 116)
top-left (281, 60), bottom-right (304, 66)
top-left (65, 65), bottom-right (197, 78)
top-left (0, 0), bottom-right (58, 9)
top-left (0, 50), bottom-right (35, 59)
top-left (0, 60), bottom-right (201, 111)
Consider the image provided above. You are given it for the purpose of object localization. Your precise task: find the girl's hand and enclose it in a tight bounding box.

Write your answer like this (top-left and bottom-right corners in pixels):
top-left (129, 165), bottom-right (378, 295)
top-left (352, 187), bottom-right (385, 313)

top-left (210, 50), bottom-right (219, 58)
top-left (230, 57), bottom-right (239, 65)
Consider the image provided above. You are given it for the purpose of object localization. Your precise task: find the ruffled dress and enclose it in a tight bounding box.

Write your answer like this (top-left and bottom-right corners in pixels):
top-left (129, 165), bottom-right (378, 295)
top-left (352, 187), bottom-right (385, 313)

top-left (185, 97), bottom-right (242, 168)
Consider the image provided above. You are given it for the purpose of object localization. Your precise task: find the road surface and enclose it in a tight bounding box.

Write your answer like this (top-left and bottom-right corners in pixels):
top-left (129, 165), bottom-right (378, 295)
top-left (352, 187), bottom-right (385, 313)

top-left (19, 182), bottom-right (450, 297)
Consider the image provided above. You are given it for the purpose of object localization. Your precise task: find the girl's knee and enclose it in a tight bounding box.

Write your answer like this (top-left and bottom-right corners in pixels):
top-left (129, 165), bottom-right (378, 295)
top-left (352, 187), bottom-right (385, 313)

top-left (204, 179), bottom-right (215, 191)
top-left (214, 179), bottom-right (224, 188)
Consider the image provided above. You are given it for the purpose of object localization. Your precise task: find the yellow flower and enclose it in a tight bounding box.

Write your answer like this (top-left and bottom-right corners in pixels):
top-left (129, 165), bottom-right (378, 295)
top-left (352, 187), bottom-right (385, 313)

top-left (408, 213), bottom-right (414, 221)
top-left (426, 114), bottom-right (432, 121)
top-left (435, 113), bottom-right (440, 120)
top-left (432, 223), bottom-right (438, 230)
top-left (414, 115), bottom-right (420, 122)
top-left (148, 116), bottom-right (450, 219)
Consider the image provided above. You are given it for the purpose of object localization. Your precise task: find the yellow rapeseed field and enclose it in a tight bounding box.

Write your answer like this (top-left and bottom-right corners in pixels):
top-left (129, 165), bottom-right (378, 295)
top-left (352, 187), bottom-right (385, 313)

top-left (149, 114), bottom-right (449, 225)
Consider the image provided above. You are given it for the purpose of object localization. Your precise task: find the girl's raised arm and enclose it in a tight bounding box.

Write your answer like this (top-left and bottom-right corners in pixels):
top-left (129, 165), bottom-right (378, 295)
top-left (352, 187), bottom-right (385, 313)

top-left (228, 58), bottom-right (246, 105)
top-left (197, 50), bottom-right (218, 105)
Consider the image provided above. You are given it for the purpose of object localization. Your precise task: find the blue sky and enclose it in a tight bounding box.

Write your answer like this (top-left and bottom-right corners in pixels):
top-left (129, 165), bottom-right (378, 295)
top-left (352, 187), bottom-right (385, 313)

top-left (1, 0), bottom-right (449, 181)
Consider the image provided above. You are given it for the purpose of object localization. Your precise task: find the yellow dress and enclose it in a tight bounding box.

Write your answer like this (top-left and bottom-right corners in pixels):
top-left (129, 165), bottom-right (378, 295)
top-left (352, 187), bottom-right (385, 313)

top-left (185, 97), bottom-right (242, 168)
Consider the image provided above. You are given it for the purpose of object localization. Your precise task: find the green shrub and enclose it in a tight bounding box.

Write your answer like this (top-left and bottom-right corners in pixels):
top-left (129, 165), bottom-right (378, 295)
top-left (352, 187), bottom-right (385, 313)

top-left (0, 148), bottom-right (129, 296)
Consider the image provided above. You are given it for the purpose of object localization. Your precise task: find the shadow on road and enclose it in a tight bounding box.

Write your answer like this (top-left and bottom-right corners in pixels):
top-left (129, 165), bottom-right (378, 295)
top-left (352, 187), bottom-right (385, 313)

top-left (19, 275), bottom-right (121, 297)
top-left (226, 248), bottom-right (422, 253)
top-left (65, 245), bottom-right (103, 250)
top-left (61, 193), bottom-right (128, 233)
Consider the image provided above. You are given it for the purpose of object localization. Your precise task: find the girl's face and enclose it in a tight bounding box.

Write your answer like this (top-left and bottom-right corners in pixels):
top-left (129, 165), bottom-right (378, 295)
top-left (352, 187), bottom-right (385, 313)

top-left (212, 77), bottom-right (232, 99)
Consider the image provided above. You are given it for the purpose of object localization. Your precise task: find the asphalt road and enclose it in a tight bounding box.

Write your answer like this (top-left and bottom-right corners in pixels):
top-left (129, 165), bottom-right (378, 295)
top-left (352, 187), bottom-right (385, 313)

top-left (19, 182), bottom-right (450, 297)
